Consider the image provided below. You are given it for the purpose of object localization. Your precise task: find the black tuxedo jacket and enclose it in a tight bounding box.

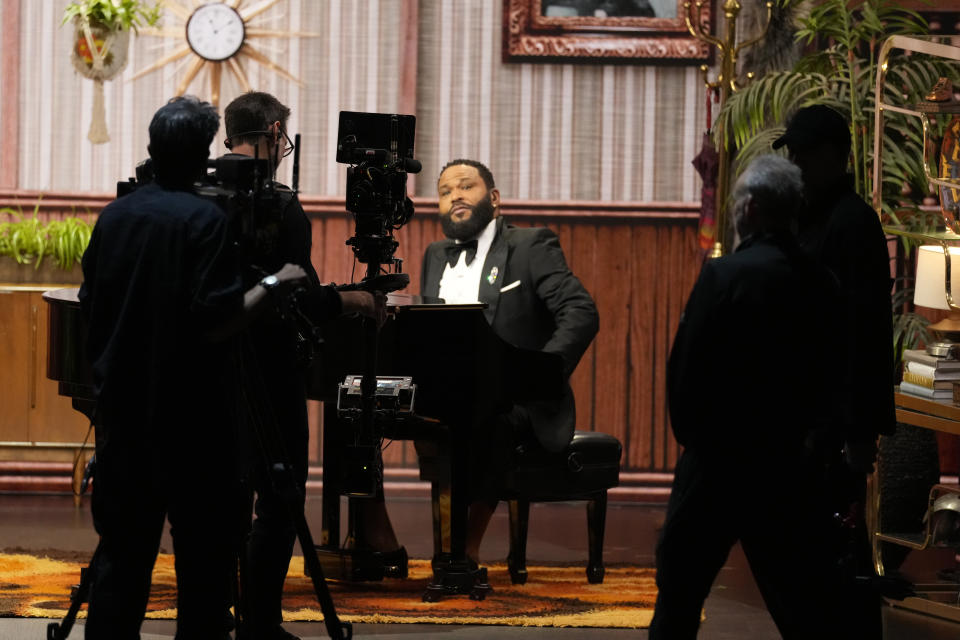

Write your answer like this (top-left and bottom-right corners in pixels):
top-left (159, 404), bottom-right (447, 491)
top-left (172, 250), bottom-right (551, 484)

top-left (421, 217), bottom-right (599, 452)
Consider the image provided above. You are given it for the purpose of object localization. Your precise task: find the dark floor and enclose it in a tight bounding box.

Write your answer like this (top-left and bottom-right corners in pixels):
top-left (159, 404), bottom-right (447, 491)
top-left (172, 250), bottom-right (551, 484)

top-left (0, 493), bottom-right (956, 638)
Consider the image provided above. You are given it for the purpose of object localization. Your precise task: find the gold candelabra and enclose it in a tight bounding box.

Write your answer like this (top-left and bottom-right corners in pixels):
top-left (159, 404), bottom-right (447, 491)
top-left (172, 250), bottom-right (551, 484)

top-left (685, 0), bottom-right (772, 258)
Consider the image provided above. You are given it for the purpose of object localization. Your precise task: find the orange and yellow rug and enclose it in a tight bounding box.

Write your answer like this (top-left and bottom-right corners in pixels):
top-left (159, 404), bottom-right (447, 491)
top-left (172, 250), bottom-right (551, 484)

top-left (0, 551), bottom-right (656, 628)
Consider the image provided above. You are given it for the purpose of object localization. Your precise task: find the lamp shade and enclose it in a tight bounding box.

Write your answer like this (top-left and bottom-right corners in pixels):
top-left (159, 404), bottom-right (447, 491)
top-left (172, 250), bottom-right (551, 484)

top-left (915, 245), bottom-right (960, 310)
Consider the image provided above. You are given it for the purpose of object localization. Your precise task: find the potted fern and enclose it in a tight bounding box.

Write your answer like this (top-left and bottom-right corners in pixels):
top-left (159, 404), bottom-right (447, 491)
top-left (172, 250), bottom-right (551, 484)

top-left (61, 0), bottom-right (162, 143)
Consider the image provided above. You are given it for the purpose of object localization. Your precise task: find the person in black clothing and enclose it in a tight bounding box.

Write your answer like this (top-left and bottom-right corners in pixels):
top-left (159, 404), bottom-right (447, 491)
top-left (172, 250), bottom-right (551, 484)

top-left (79, 96), bottom-right (308, 640)
top-left (222, 91), bottom-right (384, 640)
top-left (649, 155), bottom-right (847, 639)
top-left (773, 104), bottom-right (897, 638)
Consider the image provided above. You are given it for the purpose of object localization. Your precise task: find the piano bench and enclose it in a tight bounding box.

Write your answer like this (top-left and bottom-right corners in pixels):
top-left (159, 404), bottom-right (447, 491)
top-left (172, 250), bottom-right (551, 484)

top-left (500, 430), bottom-right (622, 585)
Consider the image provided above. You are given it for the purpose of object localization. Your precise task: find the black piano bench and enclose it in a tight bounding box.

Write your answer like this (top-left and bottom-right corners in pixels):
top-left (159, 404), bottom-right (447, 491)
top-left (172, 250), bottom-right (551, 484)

top-left (500, 430), bottom-right (622, 585)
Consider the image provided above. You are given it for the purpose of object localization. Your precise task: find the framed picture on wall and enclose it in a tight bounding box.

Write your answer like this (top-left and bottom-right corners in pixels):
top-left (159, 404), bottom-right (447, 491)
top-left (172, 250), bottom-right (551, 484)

top-left (503, 0), bottom-right (713, 63)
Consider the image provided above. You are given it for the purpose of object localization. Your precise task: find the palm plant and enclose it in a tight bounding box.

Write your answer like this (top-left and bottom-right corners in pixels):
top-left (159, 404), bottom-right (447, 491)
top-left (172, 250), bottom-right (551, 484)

top-left (714, 0), bottom-right (958, 364)
top-left (716, 0), bottom-right (956, 225)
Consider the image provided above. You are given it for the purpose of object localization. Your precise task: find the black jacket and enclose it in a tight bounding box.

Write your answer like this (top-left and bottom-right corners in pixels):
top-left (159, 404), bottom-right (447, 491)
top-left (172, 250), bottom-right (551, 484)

top-left (800, 176), bottom-right (896, 441)
top-left (668, 231), bottom-right (842, 456)
top-left (79, 183), bottom-right (244, 454)
top-left (421, 217), bottom-right (599, 452)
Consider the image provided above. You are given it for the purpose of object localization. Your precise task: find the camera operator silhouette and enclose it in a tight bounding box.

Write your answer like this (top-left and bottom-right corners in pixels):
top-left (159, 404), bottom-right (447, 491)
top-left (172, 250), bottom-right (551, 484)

top-left (79, 95), bottom-right (309, 640)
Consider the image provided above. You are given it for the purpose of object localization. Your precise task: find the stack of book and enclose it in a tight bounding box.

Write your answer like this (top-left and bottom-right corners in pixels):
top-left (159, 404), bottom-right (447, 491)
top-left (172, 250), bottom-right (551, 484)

top-left (900, 348), bottom-right (960, 400)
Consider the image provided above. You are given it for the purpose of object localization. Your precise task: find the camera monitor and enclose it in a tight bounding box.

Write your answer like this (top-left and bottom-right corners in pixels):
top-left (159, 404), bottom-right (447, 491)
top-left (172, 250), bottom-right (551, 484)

top-left (335, 111), bottom-right (416, 165)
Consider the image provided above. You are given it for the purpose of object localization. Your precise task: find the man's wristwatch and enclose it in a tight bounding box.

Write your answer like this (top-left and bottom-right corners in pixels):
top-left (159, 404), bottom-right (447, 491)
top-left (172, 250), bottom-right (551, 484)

top-left (259, 274), bottom-right (280, 293)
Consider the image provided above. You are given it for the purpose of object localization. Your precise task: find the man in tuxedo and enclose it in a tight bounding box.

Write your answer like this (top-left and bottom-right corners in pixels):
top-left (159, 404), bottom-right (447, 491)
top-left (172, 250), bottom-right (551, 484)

top-left (420, 159), bottom-right (599, 563)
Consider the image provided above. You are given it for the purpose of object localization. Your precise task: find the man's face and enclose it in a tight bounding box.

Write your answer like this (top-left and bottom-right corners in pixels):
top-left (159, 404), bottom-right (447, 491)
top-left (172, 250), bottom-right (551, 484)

top-left (788, 142), bottom-right (846, 195)
top-left (437, 164), bottom-right (500, 241)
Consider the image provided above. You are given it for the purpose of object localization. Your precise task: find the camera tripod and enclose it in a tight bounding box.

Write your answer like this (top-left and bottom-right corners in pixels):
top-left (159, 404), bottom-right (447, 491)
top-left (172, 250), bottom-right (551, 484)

top-left (46, 330), bottom-right (351, 640)
top-left (233, 314), bottom-right (352, 640)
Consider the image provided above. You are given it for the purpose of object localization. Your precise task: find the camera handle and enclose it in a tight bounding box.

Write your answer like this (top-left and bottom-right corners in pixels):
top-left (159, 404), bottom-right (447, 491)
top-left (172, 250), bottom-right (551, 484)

top-left (336, 272), bottom-right (409, 294)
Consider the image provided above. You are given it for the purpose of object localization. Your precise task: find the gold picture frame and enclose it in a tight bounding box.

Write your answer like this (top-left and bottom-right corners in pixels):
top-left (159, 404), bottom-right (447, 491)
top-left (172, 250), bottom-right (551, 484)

top-left (503, 0), bottom-right (712, 63)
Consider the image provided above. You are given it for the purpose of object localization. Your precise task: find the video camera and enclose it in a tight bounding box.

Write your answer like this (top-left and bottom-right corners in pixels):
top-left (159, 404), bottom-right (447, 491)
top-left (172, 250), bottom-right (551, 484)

top-left (117, 140), bottom-right (323, 355)
top-left (117, 150), bottom-right (293, 264)
top-left (336, 111), bottom-right (421, 271)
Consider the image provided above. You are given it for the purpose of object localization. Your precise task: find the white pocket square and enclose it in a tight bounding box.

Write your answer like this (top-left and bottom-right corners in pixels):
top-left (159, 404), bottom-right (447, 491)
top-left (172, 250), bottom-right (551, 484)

top-left (500, 280), bottom-right (521, 293)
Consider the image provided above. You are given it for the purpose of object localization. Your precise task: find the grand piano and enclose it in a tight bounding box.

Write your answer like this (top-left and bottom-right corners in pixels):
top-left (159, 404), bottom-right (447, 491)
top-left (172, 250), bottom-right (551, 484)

top-left (43, 288), bottom-right (565, 601)
top-left (312, 293), bottom-right (564, 599)
top-left (43, 288), bottom-right (95, 418)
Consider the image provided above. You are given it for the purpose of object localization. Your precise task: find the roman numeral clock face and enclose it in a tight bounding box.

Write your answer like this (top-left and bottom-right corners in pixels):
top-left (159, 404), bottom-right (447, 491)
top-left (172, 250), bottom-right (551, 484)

top-left (186, 3), bottom-right (246, 61)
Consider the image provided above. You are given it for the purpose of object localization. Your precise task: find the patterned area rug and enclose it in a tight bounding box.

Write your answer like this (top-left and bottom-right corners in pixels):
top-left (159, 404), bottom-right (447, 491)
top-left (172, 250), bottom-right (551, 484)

top-left (0, 551), bottom-right (656, 628)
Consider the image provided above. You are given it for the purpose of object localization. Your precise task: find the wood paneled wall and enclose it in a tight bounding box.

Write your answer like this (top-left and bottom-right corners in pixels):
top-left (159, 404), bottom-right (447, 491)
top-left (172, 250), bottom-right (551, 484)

top-left (2, 190), bottom-right (702, 474)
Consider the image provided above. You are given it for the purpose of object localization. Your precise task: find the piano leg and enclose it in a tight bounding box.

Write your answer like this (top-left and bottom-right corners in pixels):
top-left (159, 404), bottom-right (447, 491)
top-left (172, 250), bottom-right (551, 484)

top-left (418, 429), bottom-right (493, 602)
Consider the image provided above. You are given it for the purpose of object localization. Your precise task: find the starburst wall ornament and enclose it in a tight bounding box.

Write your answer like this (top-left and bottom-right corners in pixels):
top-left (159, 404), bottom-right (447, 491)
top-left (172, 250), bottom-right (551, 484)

top-left (132, 0), bottom-right (317, 108)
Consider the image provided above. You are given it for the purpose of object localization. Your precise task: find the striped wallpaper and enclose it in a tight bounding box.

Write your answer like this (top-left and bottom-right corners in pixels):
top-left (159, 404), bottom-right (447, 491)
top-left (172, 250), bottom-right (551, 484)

top-left (14, 0), bottom-right (708, 204)
top-left (416, 0), bottom-right (706, 202)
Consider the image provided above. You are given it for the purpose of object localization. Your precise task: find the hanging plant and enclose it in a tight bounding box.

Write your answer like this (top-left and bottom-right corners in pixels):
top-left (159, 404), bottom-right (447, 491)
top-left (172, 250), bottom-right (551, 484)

top-left (61, 1), bottom-right (162, 144)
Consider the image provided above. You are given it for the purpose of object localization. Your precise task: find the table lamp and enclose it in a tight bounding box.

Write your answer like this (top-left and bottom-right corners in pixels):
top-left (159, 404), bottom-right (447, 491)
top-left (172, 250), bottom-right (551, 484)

top-left (915, 244), bottom-right (960, 354)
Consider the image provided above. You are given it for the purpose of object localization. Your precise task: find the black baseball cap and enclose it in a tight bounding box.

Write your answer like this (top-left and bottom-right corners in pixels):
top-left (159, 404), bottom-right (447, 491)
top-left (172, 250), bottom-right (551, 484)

top-left (772, 104), bottom-right (850, 151)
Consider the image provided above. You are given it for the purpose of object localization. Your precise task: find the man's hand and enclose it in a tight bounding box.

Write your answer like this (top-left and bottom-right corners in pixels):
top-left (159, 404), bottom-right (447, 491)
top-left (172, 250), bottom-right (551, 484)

top-left (270, 263), bottom-right (308, 295)
top-left (340, 290), bottom-right (388, 327)
top-left (212, 264), bottom-right (308, 341)
top-left (844, 438), bottom-right (878, 474)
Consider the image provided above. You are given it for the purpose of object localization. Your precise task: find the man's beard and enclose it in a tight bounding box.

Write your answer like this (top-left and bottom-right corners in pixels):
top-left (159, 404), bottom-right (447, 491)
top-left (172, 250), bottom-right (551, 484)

top-left (440, 194), bottom-right (495, 241)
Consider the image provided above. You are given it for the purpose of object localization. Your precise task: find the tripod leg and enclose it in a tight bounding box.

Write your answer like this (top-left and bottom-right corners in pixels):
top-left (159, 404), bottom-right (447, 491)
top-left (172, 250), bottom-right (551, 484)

top-left (46, 541), bottom-right (101, 640)
top-left (293, 498), bottom-right (353, 639)
top-left (270, 463), bottom-right (351, 640)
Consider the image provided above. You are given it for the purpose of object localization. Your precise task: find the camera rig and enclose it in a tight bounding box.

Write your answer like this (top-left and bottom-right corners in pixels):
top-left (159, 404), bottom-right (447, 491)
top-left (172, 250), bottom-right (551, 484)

top-left (333, 111), bottom-right (422, 498)
top-left (117, 138), bottom-right (324, 350)
top-left (118, 140), bottom-right (298, 258)
top-left (337, 111), bottom-right (420, 276)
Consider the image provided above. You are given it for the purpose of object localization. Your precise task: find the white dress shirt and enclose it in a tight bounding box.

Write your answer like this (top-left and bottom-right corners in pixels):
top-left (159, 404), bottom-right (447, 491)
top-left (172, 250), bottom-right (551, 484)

top-left (438, 218), bottom-right (498, 304)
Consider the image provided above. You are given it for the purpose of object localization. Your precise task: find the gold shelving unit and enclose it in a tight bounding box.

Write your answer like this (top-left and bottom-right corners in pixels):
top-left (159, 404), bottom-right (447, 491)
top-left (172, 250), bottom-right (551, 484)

top-left (873, 36), bottom-right (960, 222)
top-left (870, 35), bottom-right (960, 624)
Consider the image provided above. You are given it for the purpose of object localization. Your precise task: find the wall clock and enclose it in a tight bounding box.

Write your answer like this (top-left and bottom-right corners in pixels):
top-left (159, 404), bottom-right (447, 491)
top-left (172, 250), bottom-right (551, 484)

top-left (186, 2), bottom-right (246, 62)
top-left (132, 0), bottom-right (316, 107)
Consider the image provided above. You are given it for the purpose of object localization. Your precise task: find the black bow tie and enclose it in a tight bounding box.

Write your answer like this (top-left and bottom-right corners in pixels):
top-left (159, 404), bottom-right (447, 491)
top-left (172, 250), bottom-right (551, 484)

top-left (445, 239), bottom-right (479, 267)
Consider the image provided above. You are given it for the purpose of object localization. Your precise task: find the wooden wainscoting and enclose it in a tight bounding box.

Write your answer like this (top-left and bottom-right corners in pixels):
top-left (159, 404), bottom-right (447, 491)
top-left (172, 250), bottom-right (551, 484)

top-left (0, 190), bottom-right (702, 500)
